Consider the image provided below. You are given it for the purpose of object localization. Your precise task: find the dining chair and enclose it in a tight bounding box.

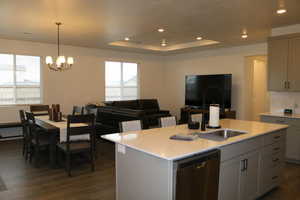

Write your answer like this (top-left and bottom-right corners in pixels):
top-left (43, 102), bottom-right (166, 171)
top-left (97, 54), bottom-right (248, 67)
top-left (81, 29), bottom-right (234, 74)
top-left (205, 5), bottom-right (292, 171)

top-left (25, 112), bottom-right (50, 168)
top-left (119, 120), bottom-right (142, 132)
top-left (30, 105), bottom-right (50, 116)
top-left (159, 116), bottom-right (177, 128)
top-left (72, 106), bottom-right (84, 115)
top-left (19, 110), bottom-right (29, 160)
top-left (57, 114), bottom-right (96, 177)
top-left (84, 107), bottom-right (99, 158)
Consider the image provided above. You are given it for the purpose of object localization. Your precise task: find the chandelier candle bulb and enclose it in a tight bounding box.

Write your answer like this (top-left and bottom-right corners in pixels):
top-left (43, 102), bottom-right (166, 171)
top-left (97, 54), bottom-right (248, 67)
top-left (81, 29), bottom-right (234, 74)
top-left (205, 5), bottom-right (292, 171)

top-left (67, 57), bottom-right (74, 65)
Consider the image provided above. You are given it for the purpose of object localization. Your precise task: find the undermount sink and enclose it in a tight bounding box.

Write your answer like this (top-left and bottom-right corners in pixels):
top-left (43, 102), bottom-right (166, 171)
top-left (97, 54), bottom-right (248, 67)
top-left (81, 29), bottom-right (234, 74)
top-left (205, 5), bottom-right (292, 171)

top-left (196, 129), bottom-right (248, 141)
top-left (208, 129), bottom-right (247, 139)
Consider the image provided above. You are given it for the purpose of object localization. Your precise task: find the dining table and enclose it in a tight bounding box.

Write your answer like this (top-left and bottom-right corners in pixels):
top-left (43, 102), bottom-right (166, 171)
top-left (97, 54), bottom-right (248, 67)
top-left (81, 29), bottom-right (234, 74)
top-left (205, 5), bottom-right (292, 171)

top-left (35, 115), bottom-right (89, 168)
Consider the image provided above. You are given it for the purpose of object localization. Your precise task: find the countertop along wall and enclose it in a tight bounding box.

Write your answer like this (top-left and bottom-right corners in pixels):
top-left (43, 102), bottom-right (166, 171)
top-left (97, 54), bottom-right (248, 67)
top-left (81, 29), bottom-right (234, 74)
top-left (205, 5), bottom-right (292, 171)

top-left (161, 43), bottom-right (267, 120)
top-left (0, 39), bottom-right (166, 123)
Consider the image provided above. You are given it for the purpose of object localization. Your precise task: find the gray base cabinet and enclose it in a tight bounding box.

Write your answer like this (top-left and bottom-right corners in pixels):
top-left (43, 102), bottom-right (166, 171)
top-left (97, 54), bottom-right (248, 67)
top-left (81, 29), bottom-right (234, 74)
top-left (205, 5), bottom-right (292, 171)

top-left (219, 130), bottom-right (286, 200)
top-left (261, 115), bottom-right (300, 162)
top-left (115, 129), bottom-right (286, 200)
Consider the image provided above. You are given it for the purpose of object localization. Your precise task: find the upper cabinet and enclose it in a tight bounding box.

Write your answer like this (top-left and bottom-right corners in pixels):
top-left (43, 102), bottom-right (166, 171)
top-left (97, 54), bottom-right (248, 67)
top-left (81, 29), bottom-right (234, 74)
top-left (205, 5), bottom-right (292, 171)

top-left (288, 37), bottom-right (300, 91)
top-left (268, 34), bottom-right (300, 91)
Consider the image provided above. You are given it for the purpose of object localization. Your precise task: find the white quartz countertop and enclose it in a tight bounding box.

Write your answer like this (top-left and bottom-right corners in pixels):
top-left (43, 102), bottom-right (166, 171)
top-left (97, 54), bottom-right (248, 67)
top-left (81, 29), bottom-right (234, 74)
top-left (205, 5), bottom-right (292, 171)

top-left (101, 119), bottom-right (288, 161)
top-left (260, 112), bottom-right (300, 119)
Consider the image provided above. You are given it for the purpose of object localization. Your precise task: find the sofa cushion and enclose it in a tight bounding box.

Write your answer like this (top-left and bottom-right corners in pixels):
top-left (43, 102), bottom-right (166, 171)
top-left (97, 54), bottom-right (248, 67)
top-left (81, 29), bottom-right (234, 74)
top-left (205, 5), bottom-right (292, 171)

top-left (138, 99), bottom-right (160, 111)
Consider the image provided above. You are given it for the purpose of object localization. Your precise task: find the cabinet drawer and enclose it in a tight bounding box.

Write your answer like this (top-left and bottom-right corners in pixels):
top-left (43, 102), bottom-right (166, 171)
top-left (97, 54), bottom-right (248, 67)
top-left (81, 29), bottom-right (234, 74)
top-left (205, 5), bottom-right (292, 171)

top-left (261, 152), bottom-right (282, 170)
top-left (259, 165), bottom-right (281, 194)
top-left (221, 137), bottom-right (263, 162)
top-left (264, 131), bottom-right (284, 146)
top-left (262, 142), bottom-right (281, 156)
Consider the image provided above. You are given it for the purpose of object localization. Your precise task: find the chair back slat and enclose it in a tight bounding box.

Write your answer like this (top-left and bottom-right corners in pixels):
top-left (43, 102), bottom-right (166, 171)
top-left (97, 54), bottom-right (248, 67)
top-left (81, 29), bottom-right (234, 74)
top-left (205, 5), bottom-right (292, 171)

top-left (66, 114), bottom-right (95, 140)
top-left (72, 106), bottom-right (84, 115)
top-left (190, 113), bottom-right (203, 123)
top-left (30, 105), bottom-right (49, 116)
top-left (120, 120), bottom-right (142, 132)
top-left (159, 116), bottom-right (177, 128)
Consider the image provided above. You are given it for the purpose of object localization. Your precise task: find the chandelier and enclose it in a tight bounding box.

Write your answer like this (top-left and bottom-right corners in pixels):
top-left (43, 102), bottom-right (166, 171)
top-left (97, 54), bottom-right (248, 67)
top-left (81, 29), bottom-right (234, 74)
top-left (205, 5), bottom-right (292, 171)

top-left (45, 22), bottom-right (74, 71)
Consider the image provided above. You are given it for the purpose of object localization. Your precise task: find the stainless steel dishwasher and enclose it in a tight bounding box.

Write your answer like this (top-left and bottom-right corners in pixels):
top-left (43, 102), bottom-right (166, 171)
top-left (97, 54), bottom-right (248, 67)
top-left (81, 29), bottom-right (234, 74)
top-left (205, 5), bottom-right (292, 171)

top-left (173, 149), bottom-right (220, 200)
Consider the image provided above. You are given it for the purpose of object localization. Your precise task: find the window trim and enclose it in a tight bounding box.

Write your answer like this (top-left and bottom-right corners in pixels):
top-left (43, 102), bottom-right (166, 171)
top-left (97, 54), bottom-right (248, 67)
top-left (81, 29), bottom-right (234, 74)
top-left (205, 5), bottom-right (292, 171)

top-left (104, 61), bottom-right (140, 101)
top-left (0, 53), bottom-right (43, 106)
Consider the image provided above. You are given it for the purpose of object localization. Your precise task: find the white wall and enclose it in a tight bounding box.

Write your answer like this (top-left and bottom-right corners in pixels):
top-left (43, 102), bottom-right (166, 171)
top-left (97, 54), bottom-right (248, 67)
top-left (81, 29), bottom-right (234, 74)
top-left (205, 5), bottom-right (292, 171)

top-left (162, 43), bottom-right (267, 119)
top-left (0, 39), bottom-right (165, 123)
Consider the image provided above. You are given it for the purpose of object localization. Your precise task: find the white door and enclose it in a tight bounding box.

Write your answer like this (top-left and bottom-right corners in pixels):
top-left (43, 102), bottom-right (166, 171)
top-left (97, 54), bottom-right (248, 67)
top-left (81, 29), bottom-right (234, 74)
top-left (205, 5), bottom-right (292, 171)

top-left (239, 151), bottom-right (260, 200)
top-left (218, 157), bottom-right (241, 200)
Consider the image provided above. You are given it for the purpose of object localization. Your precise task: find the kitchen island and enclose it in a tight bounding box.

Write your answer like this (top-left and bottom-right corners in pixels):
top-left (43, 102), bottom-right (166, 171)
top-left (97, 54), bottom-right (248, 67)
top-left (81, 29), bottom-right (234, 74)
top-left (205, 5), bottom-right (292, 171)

top-left (102, 119), bottom-right (288, 200)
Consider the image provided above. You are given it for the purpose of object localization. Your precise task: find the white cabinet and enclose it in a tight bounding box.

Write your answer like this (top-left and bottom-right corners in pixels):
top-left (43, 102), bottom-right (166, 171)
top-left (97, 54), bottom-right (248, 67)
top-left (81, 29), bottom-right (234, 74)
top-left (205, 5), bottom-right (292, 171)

top-left (219, 150), bottom-right (260, 200)
top-left (286, 126), bottom-right (300, 160)
top-left (218, 158), bottom-right (241, 200)
top-left (239, 151), bottom-right (260, 200)
top-left (219, 130), bottom-right (286, 200)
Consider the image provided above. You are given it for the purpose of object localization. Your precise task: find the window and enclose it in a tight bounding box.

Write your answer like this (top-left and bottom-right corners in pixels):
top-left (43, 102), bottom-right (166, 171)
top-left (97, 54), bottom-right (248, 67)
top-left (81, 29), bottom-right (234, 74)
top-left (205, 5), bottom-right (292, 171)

top-left (0, 54), bottom-right (41, 105)
top-left (105, 61), bottom-right (139, 101)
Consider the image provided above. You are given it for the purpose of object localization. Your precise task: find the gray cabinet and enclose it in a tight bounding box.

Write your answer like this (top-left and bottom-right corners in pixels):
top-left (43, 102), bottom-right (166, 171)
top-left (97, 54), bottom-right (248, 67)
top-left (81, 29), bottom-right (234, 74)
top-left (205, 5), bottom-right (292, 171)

top-left (260, 115), bottom-right (300, 162)
top-left (288, 37), bottom-right (300, 91)
top-left (219, 130), bottom-right (285, 200)
top-left (268, 38), bottom-right (289, 91)
top-left (268, 34), bottom-right (300, 91)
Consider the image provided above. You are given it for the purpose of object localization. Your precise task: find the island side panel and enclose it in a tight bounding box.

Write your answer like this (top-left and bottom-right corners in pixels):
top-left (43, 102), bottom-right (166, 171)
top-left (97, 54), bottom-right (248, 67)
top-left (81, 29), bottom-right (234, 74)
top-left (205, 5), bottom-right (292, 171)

top-left (115, 145), bottom-right (173, 200)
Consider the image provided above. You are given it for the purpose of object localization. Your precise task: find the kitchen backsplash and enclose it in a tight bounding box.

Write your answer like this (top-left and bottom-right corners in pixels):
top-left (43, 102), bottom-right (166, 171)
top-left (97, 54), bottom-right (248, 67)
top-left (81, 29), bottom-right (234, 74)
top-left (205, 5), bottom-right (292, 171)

top-left (270, 91), bottom-right (300, 113)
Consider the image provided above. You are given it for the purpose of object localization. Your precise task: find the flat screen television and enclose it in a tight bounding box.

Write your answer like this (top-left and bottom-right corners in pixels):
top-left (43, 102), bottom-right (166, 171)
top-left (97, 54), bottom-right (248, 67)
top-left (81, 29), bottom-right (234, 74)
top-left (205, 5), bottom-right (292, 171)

top-left (185, 74), bottom-right (232, 109)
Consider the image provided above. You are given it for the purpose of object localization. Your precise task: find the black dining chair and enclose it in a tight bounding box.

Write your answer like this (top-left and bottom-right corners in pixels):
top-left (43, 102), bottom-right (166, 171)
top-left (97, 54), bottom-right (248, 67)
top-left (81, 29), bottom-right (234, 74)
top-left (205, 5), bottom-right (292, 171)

top-left (72, 106), bottom-right (84, 115)
top-left (25, 112), bottom-right (50, 168)
top-left (19, 110), bottom-right (30, 160)
top-left (57, 114), bottom-right (96, 177)
top-left (30, 104), bottom-right (50, 116)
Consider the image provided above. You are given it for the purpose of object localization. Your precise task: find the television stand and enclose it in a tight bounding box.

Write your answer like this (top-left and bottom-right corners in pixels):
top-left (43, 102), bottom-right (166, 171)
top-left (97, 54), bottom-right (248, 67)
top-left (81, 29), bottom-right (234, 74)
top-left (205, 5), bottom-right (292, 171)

top-left (179, 107), bottom-right (236, 124)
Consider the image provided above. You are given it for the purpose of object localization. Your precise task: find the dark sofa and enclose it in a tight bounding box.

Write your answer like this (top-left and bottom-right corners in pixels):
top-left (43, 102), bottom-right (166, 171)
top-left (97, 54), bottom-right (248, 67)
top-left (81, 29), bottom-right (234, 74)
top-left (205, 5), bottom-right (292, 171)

top-left (94, 99), bottom-right (170, 134)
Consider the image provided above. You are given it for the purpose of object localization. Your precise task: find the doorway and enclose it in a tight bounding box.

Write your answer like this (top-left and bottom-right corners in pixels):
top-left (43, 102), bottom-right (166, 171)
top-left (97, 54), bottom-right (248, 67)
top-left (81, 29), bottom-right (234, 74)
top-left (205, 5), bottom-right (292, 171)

top-left (244, 56), bottom-right (270, 121)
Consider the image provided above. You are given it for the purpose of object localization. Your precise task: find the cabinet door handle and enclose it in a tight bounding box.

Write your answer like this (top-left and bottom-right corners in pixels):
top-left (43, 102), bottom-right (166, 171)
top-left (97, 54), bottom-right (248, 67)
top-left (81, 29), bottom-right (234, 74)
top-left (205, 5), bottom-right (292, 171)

top-left (284, 81), bottom-right (287, 89)
top-left (288, 81), bottom-right (290, 89)
top-left (272, 176), bottom-right (279, 180)
top-left (273, 158), bottom-right (279, 162)
top-left (245, 159), bottom-right (248, 170)
top-left (241, 159), bottom-right (246, 172)
top-left (274, 135), bottom-right (281, 139)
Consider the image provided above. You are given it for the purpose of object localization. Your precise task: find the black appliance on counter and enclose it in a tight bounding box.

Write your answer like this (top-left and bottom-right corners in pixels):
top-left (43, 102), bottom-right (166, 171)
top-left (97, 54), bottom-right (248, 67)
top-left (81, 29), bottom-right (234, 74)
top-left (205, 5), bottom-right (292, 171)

top-left (173, 149), bottom-right (220, 200)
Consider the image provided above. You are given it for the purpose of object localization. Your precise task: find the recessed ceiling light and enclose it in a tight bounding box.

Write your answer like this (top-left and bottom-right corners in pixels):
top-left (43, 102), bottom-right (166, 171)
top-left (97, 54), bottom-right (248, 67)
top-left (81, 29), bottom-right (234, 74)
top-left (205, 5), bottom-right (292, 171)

top-left (196, 36), bottom-right (203, 40)
top-left (158, 28), bottom-right (165, 33)
top-left (277, 8), bottom-right (287, 14)
top-left (124, 37), bottom-right (130, 41)
top-left (241, 33), bottom-right (248, 39)
top-left (161, 39), bottom-right (167, 46)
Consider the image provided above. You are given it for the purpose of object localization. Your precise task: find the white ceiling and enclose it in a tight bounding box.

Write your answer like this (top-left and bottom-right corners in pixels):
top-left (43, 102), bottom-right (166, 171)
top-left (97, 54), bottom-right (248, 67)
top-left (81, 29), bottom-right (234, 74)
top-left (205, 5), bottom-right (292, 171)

top-left (0, 0), bottom-right (299, 54)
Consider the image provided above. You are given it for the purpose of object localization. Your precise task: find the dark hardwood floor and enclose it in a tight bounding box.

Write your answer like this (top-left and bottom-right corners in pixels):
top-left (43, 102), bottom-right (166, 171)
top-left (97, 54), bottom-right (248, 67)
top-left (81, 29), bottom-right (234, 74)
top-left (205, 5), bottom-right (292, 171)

top-left (0, 140), bottom-right (115, 200)
top-left (0, 140), bottom-right (299, 200)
